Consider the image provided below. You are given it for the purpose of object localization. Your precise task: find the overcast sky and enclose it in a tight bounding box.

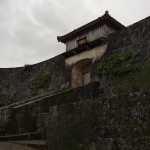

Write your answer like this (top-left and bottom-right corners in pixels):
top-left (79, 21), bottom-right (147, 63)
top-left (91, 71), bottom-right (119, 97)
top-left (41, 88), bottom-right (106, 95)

top-left (0, 0), bottom-right (149, 68)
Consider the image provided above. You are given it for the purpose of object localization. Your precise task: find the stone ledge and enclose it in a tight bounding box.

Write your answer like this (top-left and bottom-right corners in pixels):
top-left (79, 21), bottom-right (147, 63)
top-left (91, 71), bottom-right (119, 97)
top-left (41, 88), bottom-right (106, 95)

top-left (0, 132), bottom-right (41, 141)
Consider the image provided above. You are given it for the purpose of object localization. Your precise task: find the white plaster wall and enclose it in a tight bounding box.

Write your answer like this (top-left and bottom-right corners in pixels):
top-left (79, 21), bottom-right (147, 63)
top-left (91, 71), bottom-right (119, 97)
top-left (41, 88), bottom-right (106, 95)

top-left (65, 44), bottom-right (108, 66)
top-left (66, 24), bottom-right (115, 51)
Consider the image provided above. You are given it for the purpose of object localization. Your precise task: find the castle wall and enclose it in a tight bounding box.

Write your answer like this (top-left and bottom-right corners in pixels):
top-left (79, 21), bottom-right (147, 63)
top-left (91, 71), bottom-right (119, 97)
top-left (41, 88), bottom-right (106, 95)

top-left (0, 82), bottom-right (100, 138)
top-left (47, 89), bottom-right (150, 149)
top-left (0, 15), bottom-right (150, 148)
top-left (0, 16), bottom-right (149, 106)
top-left (90, 16), bottom-right (150, 96)
top-left (0, 55), bottom-right (71, 106)
top-left (107, 16), bottom-right (150, 55)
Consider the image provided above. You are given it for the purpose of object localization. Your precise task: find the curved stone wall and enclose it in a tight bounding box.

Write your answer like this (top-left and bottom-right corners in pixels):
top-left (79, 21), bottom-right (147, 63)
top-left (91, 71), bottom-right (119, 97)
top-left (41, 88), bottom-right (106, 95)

top-left (0, 55), bottom-right (71, 106)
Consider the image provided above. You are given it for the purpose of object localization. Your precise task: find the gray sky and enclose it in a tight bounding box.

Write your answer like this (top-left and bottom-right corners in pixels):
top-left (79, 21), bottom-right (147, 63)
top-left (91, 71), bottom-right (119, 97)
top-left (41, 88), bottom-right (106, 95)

top-left (0, 0), bottom-right (149, 68)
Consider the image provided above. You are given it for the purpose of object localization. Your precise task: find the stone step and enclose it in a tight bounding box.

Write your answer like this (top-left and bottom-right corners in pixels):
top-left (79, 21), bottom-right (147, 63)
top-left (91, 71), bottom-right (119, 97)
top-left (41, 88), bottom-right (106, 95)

top-left (0, 141), bottom-right (38, 150)
top-left (12, 88), bottom-right (73, 109)
top-left (0, 130), bottom-right (5, 136)
top-left (0, 132), bottom-right (42, 141)
top-left (13, 140), bottom-right (46, 150)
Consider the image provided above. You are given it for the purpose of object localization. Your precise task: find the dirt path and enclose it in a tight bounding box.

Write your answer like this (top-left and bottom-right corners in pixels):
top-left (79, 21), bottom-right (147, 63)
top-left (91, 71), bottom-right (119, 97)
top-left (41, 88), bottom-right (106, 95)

top-left (0, 142), bottom-right (38, 150)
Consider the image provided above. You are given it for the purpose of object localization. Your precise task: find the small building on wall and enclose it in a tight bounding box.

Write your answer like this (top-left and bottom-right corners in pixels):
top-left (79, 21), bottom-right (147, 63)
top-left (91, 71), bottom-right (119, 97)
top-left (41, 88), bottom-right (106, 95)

top-left (57, 11), bottom-right (125, 88)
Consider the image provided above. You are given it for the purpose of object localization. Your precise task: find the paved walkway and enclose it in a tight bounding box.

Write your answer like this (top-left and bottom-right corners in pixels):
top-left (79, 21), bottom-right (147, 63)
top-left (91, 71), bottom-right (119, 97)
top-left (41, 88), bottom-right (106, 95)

top-left (0, 142), bottom-right (38, 150)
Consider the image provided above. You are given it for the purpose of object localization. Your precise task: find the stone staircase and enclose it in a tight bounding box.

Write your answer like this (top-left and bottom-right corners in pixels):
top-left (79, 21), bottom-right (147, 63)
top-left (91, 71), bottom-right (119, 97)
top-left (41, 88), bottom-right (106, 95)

top-left (0, 132), bottom-right (42, 141)
top-left (0, 88), bottom-right (68, 111)
top-left (13, 140), bottom-right (46, 150)
top-left (0, 91), bottom-right (56, 149)
top-left (0, 87), bottom-right (77, 150)
top-left (0, 82), bottom-right (101, 149)
top-left (0, 141), bottom-right (45, 150)
top-left (0, 133), bottom-right (46, 150)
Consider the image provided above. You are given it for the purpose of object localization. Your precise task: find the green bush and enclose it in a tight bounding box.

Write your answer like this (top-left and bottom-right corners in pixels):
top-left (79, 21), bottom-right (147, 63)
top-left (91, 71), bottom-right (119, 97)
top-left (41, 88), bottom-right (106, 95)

top-left (31, 72), bottom-right (51, 90)
top-left (112, 60), bottom-right (150, 94)
top-left (18, 64), bottom-right (33, 74)
top-left (97, 51), bottom-right (140, 77)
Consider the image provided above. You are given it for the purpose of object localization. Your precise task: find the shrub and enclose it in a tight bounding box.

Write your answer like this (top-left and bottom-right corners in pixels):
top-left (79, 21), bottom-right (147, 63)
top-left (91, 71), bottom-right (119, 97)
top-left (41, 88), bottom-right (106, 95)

top-left (18, 64), bottom-right (33, 74)
top-left (31, 72), bottom-right (51, 90)
top-left (97, 51), bottom-right (140, 77)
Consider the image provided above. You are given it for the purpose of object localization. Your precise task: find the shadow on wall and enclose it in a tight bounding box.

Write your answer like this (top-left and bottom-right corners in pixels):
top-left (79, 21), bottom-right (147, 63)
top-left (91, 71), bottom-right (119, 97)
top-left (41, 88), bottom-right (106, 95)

top-left (71, 58), bottom-right (92, 88)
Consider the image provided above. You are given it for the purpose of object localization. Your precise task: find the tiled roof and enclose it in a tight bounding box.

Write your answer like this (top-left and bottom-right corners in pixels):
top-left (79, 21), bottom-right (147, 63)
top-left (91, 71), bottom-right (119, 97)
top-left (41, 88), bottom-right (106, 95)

top-left (57, 11), bottom-right (125, 43)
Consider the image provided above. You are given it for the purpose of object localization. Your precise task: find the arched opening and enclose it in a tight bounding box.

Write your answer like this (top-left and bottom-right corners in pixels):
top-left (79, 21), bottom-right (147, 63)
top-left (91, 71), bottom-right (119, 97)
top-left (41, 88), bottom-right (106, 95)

top-left (71, 59), bottom-right (92, 88)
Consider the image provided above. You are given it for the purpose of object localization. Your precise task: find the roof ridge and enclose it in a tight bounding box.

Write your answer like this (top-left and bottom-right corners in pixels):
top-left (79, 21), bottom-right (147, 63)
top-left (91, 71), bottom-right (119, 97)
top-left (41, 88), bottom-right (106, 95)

top-left (57, 11), bottom-right (125, 43)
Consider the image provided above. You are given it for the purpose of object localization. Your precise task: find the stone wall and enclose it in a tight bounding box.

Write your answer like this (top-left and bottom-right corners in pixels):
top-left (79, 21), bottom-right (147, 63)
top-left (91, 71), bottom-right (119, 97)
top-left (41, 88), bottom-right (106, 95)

top-left (0, 82), bottom-right (100, 138)
top-left (0, 15), bottom-right (150, 149)
top-left (91, 16), bottom-right (150, 96)
top-left (107, 16), bottom-right (150, 55)
top-left (0, 55), bottom-right (71, 105)
top-left (1, 16), bottom-right (149, 106)
top-left (47, 89), bottom-right (150, 149)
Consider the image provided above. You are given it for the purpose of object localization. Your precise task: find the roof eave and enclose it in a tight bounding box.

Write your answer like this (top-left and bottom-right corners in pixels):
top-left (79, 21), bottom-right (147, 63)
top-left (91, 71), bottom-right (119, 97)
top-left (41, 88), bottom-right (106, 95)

top-left (57, 12), bottom-right (125, 43)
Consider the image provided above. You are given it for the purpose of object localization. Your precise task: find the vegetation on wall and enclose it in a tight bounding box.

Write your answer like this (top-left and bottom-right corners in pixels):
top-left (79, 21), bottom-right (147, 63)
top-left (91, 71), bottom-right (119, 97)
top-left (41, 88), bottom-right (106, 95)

top-left (31, 72), bottom-right (51, 90)
top-left (19, 64), bottom-right (33, 74)
top-left (112, 60), bottom-right (150, 94)
top-left (97, 51), bottom-right (150, 94)
top-left (0, 92), bottom-right (19, 107)
top-left (97, 51), bottom-right (140, 77)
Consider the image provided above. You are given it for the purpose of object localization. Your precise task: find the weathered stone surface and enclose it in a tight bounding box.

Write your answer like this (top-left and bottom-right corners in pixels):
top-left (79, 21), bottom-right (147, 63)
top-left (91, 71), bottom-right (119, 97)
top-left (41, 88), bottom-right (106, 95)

top-left (91, 16), bottom-right (150, 96)
top-left (0, 55), bottom-right (71, 105)
top-left (47, 90), bottom-right (150, 149)
top-left (0, 13), bottom-right (150, 150)
top-left (0, 142), bottom-right (38, 150)
top-left (0, 82), bottom-right (100, 138)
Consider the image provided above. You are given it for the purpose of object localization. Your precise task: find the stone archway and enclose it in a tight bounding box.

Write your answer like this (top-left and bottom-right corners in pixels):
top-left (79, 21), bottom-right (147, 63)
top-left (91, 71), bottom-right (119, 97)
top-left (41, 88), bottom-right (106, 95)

top-left (71, 58), bottom-right (92, 88)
